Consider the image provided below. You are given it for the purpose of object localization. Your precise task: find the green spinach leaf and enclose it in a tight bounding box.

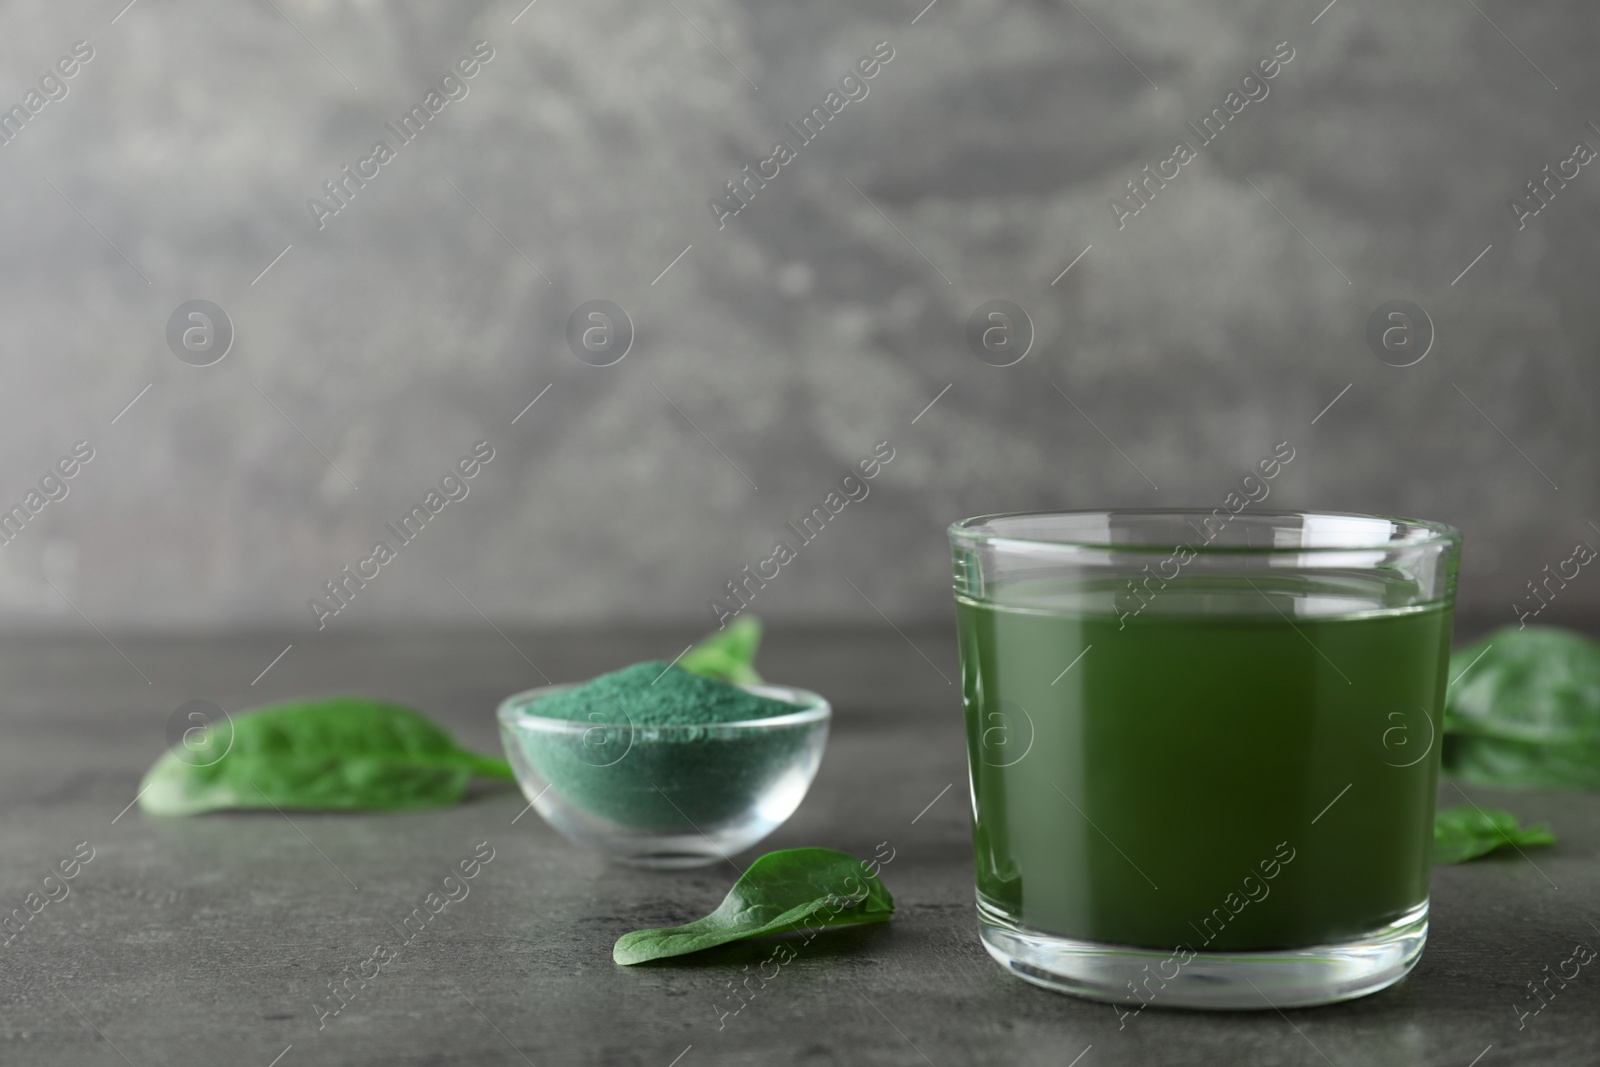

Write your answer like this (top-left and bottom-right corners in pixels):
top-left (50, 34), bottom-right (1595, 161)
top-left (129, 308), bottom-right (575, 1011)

top-left (1443, 626), bottom-right (1600, 789)
top-left (614, 847), bottom-right (893, 965)
top-left (1434, 805), bottom-right (1555, 864)
top-left (678, 616), bottom-right (764, 686)
top-left (139, 697), bottom-right (513, 816)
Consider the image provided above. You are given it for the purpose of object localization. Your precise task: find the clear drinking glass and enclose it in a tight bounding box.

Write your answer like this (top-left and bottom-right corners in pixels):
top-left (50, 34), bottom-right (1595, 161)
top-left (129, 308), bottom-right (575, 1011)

top-left (949, 509), bottom-right (1460, 1010)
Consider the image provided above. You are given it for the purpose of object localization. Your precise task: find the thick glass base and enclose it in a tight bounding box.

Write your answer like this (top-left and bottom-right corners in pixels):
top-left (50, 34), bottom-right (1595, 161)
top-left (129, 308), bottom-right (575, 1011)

top-left (608, 835), bottom-right (728, 869)
top-left (977, 899), bottom-right (1429, 1010)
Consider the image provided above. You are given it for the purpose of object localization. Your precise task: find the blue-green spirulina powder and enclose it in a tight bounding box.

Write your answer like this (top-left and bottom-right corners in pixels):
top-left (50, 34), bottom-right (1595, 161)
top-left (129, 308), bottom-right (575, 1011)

top-left (534, 662), bottom-right (799, 726)
top-left (518, 663), bottom-right (812, 832)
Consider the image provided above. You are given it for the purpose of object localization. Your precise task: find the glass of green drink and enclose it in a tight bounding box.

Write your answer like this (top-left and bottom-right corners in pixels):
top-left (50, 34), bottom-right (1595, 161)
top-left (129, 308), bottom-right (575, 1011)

top-left (949, 509), bottom-right (1460, 1010)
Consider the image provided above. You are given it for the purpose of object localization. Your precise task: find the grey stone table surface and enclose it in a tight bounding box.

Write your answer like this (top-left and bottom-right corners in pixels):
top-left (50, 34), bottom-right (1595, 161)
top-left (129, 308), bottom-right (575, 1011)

top-left (2, 624), bottom-right (1598, 1067)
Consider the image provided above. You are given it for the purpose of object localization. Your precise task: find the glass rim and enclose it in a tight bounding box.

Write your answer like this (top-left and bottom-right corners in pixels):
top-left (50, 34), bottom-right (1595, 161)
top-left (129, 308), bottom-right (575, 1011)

top-left (948, 508), bottom-right (1461, 555)
top-left (496, 681), bottom-right (832, 732)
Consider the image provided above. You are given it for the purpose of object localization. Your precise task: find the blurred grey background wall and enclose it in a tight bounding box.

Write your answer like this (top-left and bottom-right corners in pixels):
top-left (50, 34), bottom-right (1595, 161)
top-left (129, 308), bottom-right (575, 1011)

top-left (0, 0), bottom-right (1595, 631)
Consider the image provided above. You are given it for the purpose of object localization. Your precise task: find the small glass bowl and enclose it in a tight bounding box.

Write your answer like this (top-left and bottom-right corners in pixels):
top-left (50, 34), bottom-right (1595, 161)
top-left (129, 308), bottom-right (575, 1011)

top-left (496, 682), bottom-right (831, 868)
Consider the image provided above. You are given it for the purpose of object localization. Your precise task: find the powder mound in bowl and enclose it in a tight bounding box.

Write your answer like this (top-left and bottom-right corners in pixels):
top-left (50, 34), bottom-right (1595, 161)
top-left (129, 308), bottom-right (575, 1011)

top-left (532, 661), bottom-right (802, 726)
top-left (506, 663), bottom-right (825, 836)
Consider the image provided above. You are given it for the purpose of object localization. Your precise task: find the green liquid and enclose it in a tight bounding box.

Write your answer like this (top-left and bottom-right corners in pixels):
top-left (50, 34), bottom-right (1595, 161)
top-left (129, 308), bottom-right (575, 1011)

top-left (957, 586), bottom-right (1453, 951)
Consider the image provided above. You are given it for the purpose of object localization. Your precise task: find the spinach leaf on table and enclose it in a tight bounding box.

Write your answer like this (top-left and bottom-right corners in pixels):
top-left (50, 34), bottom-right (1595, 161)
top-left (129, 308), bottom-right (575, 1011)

top-left (139, 697), bottom-right (513, 815)
top-left (1433, 804), bottom-right (1555, 864)
top-left (614, 848), bottom-right (894, 965)
top-left (678, 616), bottom-right (764, 686)
top-left (1442, 626), bottom-right (1600, 789)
